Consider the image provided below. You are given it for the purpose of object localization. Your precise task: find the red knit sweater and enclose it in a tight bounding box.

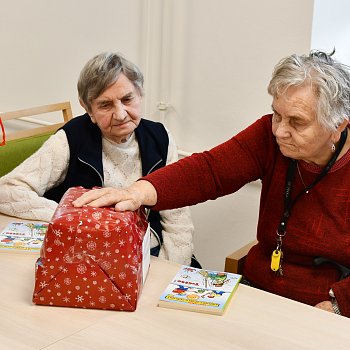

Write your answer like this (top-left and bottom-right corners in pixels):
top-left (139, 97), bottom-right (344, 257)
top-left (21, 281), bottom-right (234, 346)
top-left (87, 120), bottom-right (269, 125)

top-left (145, 114), bottom-right (350, 317)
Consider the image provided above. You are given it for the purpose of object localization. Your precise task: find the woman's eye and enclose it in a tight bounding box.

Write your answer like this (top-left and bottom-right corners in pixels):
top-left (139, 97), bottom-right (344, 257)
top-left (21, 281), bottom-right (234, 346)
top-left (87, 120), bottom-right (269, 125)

top-left (290, 119), bottom-right (304, 128)
top-left (99, 103), bottom-right (111, 109)
top-left (122, 97), bottom-right (133, 104)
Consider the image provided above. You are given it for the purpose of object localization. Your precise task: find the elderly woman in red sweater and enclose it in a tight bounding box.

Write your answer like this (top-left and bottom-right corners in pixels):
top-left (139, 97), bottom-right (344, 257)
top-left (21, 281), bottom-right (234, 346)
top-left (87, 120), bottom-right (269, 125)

top-left (73, 50), bottom-right (350, 317)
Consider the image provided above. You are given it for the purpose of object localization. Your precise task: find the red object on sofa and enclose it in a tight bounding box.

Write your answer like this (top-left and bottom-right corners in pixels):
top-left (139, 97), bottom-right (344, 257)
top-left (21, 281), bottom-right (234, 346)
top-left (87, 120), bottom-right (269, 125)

top-left (32, 187), bottom-right (150, 311)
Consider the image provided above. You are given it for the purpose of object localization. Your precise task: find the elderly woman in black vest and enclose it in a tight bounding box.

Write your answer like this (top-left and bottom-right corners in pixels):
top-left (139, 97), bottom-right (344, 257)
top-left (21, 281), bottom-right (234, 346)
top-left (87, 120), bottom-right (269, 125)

top-left (0, 52), bottom-right (199, 267)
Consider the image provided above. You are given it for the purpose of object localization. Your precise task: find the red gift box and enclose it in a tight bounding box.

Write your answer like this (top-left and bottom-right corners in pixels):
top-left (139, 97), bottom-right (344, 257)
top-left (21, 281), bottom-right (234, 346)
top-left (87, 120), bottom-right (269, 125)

top-left (32, 187), bottom-right (150, 311)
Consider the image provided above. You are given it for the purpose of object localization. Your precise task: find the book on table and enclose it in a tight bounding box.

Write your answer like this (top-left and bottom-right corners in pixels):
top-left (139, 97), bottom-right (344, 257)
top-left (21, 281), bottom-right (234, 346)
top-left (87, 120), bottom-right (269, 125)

top-left (158, 265), bottom-right (242, 315)
top-left (0, 221), bottom-right (48, 253)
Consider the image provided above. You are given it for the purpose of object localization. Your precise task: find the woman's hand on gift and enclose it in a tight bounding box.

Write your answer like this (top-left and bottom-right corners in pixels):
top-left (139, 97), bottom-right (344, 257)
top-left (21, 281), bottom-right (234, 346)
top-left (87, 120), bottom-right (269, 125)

top-left (72, 180), bottom-right (157, 211)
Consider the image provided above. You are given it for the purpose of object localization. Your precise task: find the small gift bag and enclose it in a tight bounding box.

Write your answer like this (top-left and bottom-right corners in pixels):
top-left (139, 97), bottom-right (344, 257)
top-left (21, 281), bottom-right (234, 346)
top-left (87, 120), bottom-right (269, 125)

top-left (0, 117), bottom-right (6, 146)
top-left (32, 187), bottom-right (150, 311)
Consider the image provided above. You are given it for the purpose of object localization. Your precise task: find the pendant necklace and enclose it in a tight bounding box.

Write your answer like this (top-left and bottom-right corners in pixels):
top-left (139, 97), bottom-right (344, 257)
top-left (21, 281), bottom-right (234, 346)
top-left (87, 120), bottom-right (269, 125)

top-left (296, 162), bottom-right (308, 193)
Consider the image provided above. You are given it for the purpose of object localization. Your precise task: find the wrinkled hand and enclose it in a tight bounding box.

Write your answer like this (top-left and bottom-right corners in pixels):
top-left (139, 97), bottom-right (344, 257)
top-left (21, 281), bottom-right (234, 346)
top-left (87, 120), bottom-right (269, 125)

top-left (314, 301), bottom-right (334, 313)
top-left (72, 180), bottom-right (157, 212)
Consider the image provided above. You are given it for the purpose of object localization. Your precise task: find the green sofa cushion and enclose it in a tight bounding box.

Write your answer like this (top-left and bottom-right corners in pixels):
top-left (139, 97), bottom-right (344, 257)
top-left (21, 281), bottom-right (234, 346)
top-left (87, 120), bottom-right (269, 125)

top-left (0, 131), bottom-right (53, 177)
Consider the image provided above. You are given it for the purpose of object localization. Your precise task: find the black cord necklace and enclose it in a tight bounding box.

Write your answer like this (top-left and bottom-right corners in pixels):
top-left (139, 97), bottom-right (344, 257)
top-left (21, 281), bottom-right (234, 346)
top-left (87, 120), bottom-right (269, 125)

top-left (271, 128), bottom-right (348, 275)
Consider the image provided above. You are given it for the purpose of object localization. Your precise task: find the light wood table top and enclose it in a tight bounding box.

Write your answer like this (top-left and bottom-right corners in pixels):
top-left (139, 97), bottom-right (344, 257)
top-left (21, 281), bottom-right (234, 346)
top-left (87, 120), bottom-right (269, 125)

top-left (0, 214), bottom-right (349, 349)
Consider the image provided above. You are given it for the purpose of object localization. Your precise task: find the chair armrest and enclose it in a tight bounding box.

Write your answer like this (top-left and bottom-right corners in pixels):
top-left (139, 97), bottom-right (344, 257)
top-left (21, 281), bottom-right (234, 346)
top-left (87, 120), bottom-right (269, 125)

top-left (224, 240), bottom-right (258, 274)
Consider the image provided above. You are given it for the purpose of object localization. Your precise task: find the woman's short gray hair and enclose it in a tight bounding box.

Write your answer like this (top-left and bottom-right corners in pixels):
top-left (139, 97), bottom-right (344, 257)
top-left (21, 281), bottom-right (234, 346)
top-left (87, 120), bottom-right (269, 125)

top-left (78, 52), bottom-right (144, 112)
top-left (268, 50), bottom-right (350, 131)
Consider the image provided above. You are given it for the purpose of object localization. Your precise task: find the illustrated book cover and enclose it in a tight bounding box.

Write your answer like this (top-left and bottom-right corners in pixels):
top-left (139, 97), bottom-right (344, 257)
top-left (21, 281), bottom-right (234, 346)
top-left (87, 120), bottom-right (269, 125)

top-left (158, 265), bottom-right (242, 315)
top-left (0, 221), bottom-right (48, 252)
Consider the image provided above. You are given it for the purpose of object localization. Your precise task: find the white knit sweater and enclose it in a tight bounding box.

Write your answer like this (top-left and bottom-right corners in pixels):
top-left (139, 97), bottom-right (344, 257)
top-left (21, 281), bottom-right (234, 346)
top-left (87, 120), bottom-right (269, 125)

top-left (0, 129), bottom-right (194, 265)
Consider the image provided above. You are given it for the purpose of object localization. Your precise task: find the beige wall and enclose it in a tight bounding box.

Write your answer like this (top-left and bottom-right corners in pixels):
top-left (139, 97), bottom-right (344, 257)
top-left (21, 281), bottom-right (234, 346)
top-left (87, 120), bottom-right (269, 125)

top-left (146, 0), bottom-right (314, 152)
top-left (0, 0), bottom-right (144, 116)
top-left (0, 0), bottom-right (314, 270)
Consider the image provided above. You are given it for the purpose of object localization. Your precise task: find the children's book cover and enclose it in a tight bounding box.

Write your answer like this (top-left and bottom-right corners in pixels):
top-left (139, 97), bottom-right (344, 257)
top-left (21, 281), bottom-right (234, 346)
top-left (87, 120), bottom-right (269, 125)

top-left (158, 265), bottom-right (242, 315)
top-left (0, 221), bottom-right (48, 253)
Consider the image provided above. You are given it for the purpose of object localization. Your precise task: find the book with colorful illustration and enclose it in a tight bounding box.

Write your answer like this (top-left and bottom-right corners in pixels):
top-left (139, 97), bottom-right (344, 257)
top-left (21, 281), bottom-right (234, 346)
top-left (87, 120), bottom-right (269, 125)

top-left (158, 265), bottom-right (242, 315)
top-left (0, 221), bottom-right (48, 253)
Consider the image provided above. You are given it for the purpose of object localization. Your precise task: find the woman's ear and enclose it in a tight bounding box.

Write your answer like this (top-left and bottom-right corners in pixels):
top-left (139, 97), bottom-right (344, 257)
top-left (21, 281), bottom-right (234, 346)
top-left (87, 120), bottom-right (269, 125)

top-left (332, 119), bottom-right (348, 144)
top-left (79, 99), bottom-right (96, 123)
top-left (337, 119), bottom-right (349, 133)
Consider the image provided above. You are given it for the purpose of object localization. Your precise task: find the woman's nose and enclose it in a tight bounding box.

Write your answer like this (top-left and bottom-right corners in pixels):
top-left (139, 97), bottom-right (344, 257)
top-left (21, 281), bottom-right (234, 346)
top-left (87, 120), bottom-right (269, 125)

top-left (112, 102), bottom-right (127, 120)
top-left (275, 120), bottom-right (290, 138)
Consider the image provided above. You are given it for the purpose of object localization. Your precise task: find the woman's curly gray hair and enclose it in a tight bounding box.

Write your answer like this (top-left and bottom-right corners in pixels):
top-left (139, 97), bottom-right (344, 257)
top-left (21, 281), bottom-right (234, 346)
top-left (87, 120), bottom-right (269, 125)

top-left (268, 50), bottom-right (350, 131)
top-left (78, 52), bottom-right (144, 112)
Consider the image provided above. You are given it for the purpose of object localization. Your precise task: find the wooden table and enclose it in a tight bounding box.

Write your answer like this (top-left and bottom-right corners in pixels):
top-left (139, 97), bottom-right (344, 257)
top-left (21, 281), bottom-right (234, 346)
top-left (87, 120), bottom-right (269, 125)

top-left (0, 214), bottom-right (349, 349)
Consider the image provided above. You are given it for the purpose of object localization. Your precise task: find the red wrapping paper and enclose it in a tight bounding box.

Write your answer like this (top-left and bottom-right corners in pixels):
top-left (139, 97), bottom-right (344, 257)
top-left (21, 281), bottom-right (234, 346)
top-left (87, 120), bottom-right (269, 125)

top-left (32, 187), bottom-right (150, 311)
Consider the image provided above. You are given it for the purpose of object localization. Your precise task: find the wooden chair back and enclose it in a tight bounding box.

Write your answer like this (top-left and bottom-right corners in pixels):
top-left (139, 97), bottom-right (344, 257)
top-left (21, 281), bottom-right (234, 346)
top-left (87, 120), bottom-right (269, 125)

top-left (0, 101), bottom-right (73, 141)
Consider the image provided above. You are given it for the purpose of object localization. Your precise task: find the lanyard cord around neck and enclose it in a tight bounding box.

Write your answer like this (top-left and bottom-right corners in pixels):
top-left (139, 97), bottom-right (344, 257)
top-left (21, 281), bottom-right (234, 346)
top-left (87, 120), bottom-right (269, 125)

top-left (278, 127), bottom-right (348, 234)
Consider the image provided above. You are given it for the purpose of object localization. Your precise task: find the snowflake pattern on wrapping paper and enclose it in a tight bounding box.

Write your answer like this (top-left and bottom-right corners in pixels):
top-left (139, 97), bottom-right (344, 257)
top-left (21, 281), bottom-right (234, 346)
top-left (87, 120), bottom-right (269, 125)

top-left (92, 211), bottom-right (102, 221)
top-left (100, 260), bottom-right (111, 270)
top-left (53, 229), bottom-right (62, 237)
top-left (32, 186), bottom-right (148, 311)
top-left (87, 241), bottom-right (97, 251)
top-left (103, 230), bottom-right (111, 238)
top-left (77, 264), bottom-right (87, 274)
top-left (119, 272), bottom-right (126, 280)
